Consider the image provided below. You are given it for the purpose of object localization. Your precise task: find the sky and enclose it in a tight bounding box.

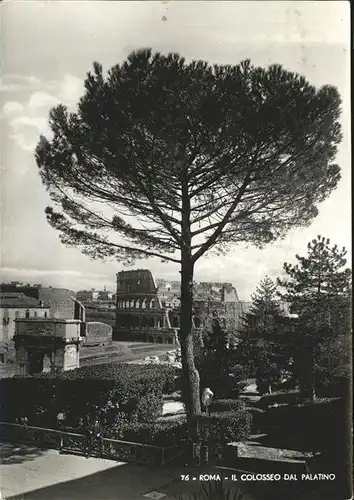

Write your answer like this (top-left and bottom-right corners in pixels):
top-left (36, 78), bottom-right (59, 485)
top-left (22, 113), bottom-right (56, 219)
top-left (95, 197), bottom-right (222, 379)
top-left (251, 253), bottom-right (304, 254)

top-left (0, 1), bottom-right (351, 300)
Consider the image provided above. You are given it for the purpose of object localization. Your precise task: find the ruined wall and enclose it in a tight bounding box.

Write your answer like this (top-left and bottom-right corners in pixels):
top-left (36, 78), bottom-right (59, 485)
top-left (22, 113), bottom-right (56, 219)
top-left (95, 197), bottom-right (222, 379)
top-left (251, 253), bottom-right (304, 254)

top-left (85, 322), bottom-right (112, 345)
top-left (38, 288), bottom-right (75, 319)
top-left (117, 269), bottom-right (157, 295)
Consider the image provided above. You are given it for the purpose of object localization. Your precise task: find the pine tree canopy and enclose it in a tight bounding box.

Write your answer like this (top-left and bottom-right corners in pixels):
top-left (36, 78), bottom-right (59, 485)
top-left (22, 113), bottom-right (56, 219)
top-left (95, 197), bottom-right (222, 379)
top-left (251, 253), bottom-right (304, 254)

top-left (35, 50), bottom-right (343, 264)
top-left (250, 275), bottom-right (281, 315)
top-left (278, 235), bottom-right (351, 307)
top-left (278, 235), bottom-right (352, 336)
top-left (240, 276), bottom-right (287, 344)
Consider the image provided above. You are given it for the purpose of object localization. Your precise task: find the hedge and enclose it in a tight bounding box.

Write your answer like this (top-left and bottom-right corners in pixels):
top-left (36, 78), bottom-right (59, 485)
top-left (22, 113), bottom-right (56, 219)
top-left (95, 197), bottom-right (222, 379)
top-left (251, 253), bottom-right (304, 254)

top-left (259, 397), bottom-right (347, 447)
top-left (198, 409), bottom-right (251, 443)
top-left (209, 399), bottom-right (246, 414)
top-left (255, 390), bottom-right (302, 410)
top-left (315, 375), bottom-right (350, 399)
top-left (258, 396), bottom-right (350, 492)
top-left (107, 408), bottom-right (251, 447)
top-left (0, 363), bottom-right (181, 428)
top-left (107, 419), bottom-right (188, 447)
top-left (61, 362), bottom-right (180, 396)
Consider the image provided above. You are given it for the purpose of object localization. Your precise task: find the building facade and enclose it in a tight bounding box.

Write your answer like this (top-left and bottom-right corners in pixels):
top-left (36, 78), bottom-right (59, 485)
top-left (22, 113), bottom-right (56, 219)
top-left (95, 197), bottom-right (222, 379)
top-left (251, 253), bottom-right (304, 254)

top-left (98, 288), bottom-right (113, 301)
top-left (0, 293), bottom-right (51, 342)
top-left (76, 290), bottom-right (100, 302)
top-left (76, 288), bottom-right (113, 303)
top-left (0, 283), bottom-right (75, 319)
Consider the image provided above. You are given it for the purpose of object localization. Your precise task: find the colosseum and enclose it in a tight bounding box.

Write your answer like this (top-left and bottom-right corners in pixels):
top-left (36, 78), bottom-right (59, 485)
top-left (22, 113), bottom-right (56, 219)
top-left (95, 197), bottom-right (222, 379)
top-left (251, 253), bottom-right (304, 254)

top-left (114, 269), bottom-right (261, 344)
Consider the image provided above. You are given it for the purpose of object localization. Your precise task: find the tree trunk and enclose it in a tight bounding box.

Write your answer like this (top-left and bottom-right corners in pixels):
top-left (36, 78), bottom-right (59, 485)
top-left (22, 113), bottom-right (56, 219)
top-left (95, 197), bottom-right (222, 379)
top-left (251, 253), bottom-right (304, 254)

top-left (299, 347), bottom-right (316, 401)
top-left (300, 378), bottom-right (316, 401)
top-left (179, 258), bottom-right (201, 420)
top-left (179, 180), bottom-right (201, 462)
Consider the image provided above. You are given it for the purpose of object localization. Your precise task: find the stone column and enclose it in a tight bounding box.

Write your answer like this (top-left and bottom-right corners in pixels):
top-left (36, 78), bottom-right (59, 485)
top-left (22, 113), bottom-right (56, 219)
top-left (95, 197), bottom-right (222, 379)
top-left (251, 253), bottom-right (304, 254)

top-left (63, 343), bottom-right (80, 371)
top-left (53, 345), bottom-right (65, 373)
top-left (15, 346), bottom-right (29, 376)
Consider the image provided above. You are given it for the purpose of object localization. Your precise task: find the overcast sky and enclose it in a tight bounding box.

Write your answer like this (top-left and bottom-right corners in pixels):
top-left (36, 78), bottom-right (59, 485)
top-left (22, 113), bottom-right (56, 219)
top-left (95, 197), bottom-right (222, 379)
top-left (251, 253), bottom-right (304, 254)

top-left (0, 1), bottom-right (351, 299)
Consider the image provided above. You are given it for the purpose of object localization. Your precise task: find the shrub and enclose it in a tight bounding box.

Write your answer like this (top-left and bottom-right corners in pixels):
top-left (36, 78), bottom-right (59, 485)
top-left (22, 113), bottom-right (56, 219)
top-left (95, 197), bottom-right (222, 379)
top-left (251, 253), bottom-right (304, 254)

top-left (198, 409), bottom-right (251, 444)
top-left (134, 393), bottom-right (164, 422)
top-left (315, 374), bottom-right (350, 398)
top-left (157, 364), bottom-right (182, 394)
top-left (0, 376), bottom-right (60, 426)
top-left (0, 362), bottom-right (180, 428)
top-left (210, 399), bottom-right (246, 413)
top-left (255, 390), bottom-right (302, 410)
top-left (108, 419), bottom-right (188, 447)
top-left (258, 395), bottom-right (346, 444)
top-left (193, 346), bottom-right (248, 400)
top-left (62, 362), bottom-right (179, 397)
top-left (178, 356), bottom-right (247, 410)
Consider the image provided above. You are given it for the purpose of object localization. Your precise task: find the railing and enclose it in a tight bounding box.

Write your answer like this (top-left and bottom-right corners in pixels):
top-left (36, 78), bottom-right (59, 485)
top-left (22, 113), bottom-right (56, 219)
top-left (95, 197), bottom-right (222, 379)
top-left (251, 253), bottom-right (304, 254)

top-left (0, 422), bottom-right (84, 451)
top-left (101, 437), bottom-right (165, 465)
top-left (0, 422), bottom-right (183, 466)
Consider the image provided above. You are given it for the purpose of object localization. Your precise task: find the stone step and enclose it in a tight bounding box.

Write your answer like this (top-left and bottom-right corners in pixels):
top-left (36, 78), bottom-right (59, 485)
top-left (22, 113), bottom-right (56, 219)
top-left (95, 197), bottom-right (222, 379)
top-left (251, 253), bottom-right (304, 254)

top-left (223, 456), bottom-right (307, 475)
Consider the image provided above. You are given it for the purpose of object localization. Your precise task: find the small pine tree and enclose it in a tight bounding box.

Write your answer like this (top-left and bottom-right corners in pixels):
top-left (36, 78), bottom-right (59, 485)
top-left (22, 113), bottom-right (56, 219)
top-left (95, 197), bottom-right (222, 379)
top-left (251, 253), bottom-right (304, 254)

top-left (278, 236), bottom-right (352, 400)
top-left (238, 276), bottom-right (288, 394)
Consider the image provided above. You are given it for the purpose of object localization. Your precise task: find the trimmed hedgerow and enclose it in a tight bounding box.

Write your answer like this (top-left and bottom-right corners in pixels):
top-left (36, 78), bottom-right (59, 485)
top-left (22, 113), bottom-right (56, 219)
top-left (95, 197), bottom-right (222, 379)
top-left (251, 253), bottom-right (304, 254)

top-left (108, 418), bottom-right (188, 447)
top-left (257, 396), bottom-right (347, 448)
top-left (61, 362), bottom-right (180, 396)
top-left (133, 393), bottom-right (164, 423)
top-left (198, 409), bottom-right (251, 444)
top-left (255, 390), bottom-right (302, 410)
top-left (0, 363), bottom-right (180, 428)
top-left (209, 399), bottom-right (246, 414)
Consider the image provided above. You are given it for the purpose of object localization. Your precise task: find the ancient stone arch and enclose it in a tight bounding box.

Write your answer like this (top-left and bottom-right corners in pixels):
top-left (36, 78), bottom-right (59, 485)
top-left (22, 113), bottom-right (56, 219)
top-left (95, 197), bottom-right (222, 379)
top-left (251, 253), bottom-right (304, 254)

top-left (14, 319), bottom-right (83, 376)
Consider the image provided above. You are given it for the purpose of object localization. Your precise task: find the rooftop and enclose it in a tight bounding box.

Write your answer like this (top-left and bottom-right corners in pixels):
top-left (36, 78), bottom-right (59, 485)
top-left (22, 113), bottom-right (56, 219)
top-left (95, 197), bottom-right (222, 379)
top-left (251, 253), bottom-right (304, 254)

top-left (0, 293), bottom-right (49, 309)
top-left (15, 318), bottom-right (82, 323)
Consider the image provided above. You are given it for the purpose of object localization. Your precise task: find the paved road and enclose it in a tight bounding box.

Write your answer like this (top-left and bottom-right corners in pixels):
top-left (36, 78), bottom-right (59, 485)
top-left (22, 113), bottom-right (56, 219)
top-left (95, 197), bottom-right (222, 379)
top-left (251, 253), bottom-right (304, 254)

top-left (81, 346), bottom-right (175, 368)
top-left (0, 442), bottom-right (183, 500)
top-left (0, 343), bottom-right (176, 378)
top-left (1, 442), bottom-right (339, 500)
top-left (2, 443), bottom-right (251, 500)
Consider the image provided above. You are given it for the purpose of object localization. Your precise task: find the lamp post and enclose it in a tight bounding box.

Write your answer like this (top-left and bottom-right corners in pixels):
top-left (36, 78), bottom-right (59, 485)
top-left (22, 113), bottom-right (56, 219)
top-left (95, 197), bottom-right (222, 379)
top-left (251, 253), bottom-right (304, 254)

top-left (201, 388), bottom-right (214, 465)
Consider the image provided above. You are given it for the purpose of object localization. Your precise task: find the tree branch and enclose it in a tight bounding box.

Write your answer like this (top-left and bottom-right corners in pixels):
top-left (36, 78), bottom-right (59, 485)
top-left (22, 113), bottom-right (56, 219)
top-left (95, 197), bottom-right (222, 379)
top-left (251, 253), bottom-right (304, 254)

top-left (191, 170), bottom-right (253, 262)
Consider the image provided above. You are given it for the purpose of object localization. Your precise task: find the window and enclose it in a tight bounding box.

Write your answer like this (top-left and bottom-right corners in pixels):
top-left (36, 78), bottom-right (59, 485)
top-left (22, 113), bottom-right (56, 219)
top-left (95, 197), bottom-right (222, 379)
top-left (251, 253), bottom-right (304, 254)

top-left (44, 311), bottom-right (47, 318)
top-left (3, 310), bottom-right (10, 326)
top-left (25, 309), bottom-right (30, 319)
